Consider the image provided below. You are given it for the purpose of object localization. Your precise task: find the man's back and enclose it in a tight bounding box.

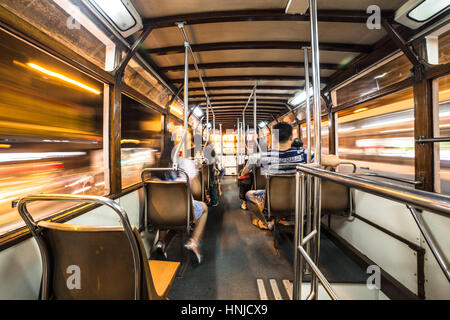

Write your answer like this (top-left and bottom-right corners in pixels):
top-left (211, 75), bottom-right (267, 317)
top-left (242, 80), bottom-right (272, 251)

top-left (260, 147), bottom-right (309, 174)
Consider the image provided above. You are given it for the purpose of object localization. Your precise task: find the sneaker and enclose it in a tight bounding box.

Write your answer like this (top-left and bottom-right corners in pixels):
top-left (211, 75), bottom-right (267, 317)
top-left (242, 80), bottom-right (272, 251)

top-left (184, 238), bottom-right (202, 264)
top-left (241, 201), bottom-right (247, 210)
top-left (155, 240), bottom-right (167, 259)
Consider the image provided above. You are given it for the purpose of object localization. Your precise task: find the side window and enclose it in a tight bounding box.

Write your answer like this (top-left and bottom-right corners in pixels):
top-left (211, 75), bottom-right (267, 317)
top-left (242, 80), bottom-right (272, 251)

top-left (0, 29), bottom-right (105, 234)
top-left (437, 75), bottom-right (450, 194)
top-left (121, 94), bottom-right (162, 188)
top-left (337, 88), bottom-right (415, 180)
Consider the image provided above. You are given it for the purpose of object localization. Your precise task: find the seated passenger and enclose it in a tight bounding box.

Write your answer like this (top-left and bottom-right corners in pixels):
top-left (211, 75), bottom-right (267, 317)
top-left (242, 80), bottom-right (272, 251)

top-left (238, 138), bottom-right (267, 210)
top-left (242, 122), bottom-right (309, 230)
top-left (153, 137), bottom-right (208, 264)
top-left (291, 137), bottom-right (303, 149)
top-left (204, 140), bottom-right (219, 207)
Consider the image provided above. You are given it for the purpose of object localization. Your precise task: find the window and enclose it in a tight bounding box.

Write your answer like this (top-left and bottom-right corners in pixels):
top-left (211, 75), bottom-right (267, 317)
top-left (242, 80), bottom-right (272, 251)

top-left (337, 88), bottom-right (415, 180)
top-left (335, 54), bottom-right (413, 107)
top-left (301, 119), bottom-right (329, 156)
top-left (437, 75), bottom-right (450, 194)
top-left (121, 95), bottom-right (162, 188)
top-left (0, 29), bottom-right (105, 234)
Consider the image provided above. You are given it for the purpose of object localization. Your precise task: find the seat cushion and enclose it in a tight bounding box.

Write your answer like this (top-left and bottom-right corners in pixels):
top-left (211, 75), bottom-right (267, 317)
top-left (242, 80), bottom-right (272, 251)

top-left (149, 260), bottom-right (180, 298)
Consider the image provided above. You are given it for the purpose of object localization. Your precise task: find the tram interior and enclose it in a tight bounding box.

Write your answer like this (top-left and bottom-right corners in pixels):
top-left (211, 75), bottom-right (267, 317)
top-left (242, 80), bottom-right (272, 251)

top-left (0, 0), bottom-right (449, 300)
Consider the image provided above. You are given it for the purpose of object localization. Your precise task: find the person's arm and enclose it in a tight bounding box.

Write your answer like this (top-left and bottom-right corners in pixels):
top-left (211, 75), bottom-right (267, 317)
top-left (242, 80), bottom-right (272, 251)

top-left (241, 153), bottom-right (259, 176)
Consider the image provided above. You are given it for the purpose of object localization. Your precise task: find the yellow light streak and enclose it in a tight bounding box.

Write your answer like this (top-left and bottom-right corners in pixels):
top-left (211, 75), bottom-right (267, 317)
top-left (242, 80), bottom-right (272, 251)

top-left (27, 63), bottom-right (101, 95)
top-left (0, 144), bottom-right (11, 148)
top-left (353, 107), bottom-right (368, 113)
top-left (121, 139), bottom-right (141, 144)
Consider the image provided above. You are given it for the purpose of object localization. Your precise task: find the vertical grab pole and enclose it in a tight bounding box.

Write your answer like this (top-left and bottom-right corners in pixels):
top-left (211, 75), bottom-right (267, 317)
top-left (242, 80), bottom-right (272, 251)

top-left (237, 119), bottom-right (240, 167)
top-left (220, 123), bottom-right (223, 168)
top-left (293, 171), bottom-right (306, 299)
top-left (206, 97), bottom-right (210, 145)
top-left (304, 47), bottom-right (313, 273)
top-left (304, 48), bottom-right (312, 164)
top-left (183, 39), bottom-right (189, 159)
top-left (309, 0), bottom-right (322, 299)
top-left (253, 87), bottom-right (259, 152)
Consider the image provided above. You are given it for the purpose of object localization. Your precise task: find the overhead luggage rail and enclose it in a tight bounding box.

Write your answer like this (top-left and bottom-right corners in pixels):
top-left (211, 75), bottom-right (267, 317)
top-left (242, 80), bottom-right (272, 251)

top-left (12, 194), bottom-right (141, 300)
top-left (293, 164), bottom-right (450, 300)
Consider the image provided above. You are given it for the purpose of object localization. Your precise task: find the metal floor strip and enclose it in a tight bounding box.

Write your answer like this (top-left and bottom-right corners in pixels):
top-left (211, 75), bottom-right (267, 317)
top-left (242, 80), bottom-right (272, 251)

top-left (270, 279), bottom-right (283, 300)
top-left (257, 279), bottom-right (268, 300)
top-left (282, 280), bottom-right (293, 300)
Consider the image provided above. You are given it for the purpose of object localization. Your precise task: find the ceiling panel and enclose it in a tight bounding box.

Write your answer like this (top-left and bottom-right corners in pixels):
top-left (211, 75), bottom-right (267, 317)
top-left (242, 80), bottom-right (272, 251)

top-left (132, 0), bottom-right (289, 18)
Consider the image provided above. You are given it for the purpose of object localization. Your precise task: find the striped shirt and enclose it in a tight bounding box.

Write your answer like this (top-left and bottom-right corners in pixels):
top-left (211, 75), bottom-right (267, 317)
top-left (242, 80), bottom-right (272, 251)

top-left (246, 147), bottom-right (312, 175)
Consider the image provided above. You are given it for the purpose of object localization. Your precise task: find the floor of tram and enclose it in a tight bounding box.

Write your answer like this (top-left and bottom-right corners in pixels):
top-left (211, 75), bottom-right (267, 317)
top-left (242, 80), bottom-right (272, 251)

top-left (146, 176), bottom-right (368, 300)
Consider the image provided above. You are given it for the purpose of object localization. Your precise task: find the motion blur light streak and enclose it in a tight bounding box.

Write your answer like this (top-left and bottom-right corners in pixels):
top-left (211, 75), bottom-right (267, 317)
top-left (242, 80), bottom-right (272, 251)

top-left (27, 63), bottom-right (101, 95)
top-left (121, 139), bottom-right (141, 144)
top-left (353, 108), bottom-right (368, 113)
top-left (0, 144), bottom-right (11, 148)
top-left (0, 152), bottom-right (86, 163)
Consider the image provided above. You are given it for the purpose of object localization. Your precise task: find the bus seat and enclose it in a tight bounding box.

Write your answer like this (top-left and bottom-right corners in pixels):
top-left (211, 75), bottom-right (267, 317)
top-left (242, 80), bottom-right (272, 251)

top-left (320, 155), bottom-right (353, 214)
top-left (132, 228), bottom-right (180, 300)
top-left (266, 174), bottom-right (296, 248)
top-left (145, 180), bottom-right (193, 230)
top-left (36, 221), bottom-right (179, 300)
top-left (267, 174), bottom-right (296, 218)
top-left (253, 166), bottom-right (267, 190)
top-left (190, 173), bottom-right (203, 201)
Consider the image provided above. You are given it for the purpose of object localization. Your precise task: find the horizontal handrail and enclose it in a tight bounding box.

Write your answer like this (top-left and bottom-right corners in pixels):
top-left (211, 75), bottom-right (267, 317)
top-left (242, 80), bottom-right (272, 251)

top-left (296, 164), bottom-right (450, 218)
top-left (349, 172), bottom-right (422, 186)
top-left (296, 164), bottom-right (450, 283)
top-left (12, 194), bottom-right (141, 300)
top-left (417, 137), bottom-right (450, 143)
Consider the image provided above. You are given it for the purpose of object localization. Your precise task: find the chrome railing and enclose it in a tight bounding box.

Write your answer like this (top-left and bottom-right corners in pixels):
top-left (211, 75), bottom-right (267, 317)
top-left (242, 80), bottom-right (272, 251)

top-left (293, 163), bottom-right (450, 300)
top-left (12, 194), bottom-right (141, 300)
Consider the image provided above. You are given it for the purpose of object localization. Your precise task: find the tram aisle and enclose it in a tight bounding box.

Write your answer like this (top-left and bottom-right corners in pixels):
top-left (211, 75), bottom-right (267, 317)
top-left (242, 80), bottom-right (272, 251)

top-left (166, 176), bottom-right (368, 300)
top-left (167, 176), bottom-right (292, 299)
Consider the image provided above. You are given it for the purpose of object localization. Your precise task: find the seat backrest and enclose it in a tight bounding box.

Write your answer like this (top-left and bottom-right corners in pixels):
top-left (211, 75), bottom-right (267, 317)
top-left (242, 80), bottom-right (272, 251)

top-left (321, 179), bottom-right (350, 213)
top-left (190, 172), bottom-right (203, 201)
top-left (145, 180), bottom-right (191, 229)
top-left (267, 174), bottom-right (296, 216)
top-left (201, 163), bottom-right (209, 187)
top-left (37, 221), bottom-right (138, 300)
top-left (254, 166), bottom-right (267, 190)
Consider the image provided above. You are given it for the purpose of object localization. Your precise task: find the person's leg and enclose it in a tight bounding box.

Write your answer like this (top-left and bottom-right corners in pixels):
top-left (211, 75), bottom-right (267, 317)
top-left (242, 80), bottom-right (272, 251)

top-left (191, 203), bottom-right (208, 243)
top-left (245, 190), bottom-right (272, 229)
top-left (185, 201), bottom-right (208, 263)
top-left (210, 177), bottom-right (219, 206)
top-left (239, 179), bottom-right (252, 210)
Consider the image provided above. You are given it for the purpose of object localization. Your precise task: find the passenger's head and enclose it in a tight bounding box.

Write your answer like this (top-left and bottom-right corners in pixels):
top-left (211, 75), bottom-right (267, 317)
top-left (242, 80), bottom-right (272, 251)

top-left (292, 138), bottom-right (303, 148)
top-left (272, 122), bottom-right (293, 144)
top-left (159, 136), bottom-right (175, 167)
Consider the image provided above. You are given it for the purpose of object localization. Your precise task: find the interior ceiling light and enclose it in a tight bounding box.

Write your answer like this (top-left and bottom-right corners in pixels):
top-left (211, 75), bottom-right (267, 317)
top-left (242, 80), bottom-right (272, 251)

top-left (395, 0), bottom-right (449, 29)
top-left (88, 0), bottom-right (143, 37)
top-left (193, 106), bottom-right (204, 118)
top-left (408, 0), bottom-right (449, 22)
top-left (289, 90), bottom-right (313, 107)
top-left (170, 105), bottom-right (183, 116)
